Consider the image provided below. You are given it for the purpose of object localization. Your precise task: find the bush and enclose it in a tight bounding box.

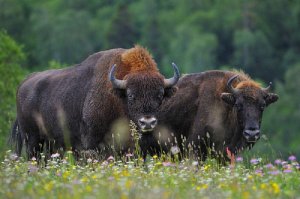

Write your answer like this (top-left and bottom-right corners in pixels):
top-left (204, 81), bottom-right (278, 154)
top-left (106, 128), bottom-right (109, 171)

top-left (0, 30), bottom-right (27, 154)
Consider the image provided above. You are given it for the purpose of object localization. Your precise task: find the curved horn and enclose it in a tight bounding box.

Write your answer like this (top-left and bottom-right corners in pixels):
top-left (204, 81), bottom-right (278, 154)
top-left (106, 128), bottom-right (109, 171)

top-left (109, 64), bottom-right (127, 89)
top-left (261, 82), bottom-right (272, 92)
top-left (227, 75), bottom-right (239, 94)
top-left (164, 63), bottom-right (180, 88)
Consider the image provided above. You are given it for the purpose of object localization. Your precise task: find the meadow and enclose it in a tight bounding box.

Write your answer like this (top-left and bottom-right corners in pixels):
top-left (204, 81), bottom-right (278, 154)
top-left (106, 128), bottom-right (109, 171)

top-left (0, 150), bottom-right (299, 199)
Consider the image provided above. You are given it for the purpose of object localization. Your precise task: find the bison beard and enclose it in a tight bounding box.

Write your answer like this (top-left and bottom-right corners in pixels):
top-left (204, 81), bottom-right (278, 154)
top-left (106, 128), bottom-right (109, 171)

top-left (11, 45), bottom-right (179, 160)
top-left (156, 70), bottom-right (278, 164)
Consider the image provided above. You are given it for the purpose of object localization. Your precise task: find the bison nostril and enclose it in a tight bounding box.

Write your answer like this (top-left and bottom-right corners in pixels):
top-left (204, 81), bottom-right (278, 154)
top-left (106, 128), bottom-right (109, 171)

top-left (150, 119), bottom-right (157, 127)
top-left (243, 129), bottom-right (260, 142)
top-left (138, 120), bottom-right (146, 127)
top-left (138, 117), bottom-right (157, 130)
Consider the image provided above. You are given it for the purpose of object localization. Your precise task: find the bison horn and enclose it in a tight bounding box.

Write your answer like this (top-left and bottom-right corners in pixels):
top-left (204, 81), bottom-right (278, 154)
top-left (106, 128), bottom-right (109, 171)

top-left (109, 64), bottom-right (127, 89)
top-left (227, 75), bottom-right (239, 94)
top-left (261, 82), bottom-right (272, 92)
top-left (164, 63), bottom-right (180, 88)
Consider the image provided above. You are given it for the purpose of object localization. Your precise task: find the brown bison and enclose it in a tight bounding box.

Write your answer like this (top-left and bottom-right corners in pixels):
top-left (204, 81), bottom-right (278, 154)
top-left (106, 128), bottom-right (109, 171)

top-left (156, 70), bottom-right (278, 163)
top-left (11, 45), bottom-right (179, 159)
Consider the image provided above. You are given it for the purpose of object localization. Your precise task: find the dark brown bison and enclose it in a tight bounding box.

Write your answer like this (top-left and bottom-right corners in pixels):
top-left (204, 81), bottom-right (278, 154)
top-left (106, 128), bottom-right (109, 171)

top-left (156, 70), bottom-right (278, 163)
top-left (11, 45), bottom-right (179, 159)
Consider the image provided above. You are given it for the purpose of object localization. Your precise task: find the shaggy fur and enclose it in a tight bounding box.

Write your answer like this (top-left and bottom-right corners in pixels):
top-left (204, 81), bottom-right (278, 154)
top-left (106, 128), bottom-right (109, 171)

top-left (11, 46), bottom-right (178, 160)
top-left (156, 70), bottom-right (278, 163)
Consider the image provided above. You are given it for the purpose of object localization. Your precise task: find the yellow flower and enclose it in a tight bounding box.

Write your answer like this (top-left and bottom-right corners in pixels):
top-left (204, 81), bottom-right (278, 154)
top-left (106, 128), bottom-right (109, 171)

top-left (260, 183), bottom-right (266, 189)
top-left (153, 155), bottom-right (158, 159)
top-left (122, 170), bottom-right (130, 177)
top-left (92, 175), bottom-right (97, 180)
top-left (81, 176), bottom-right (89, 183)
top-left (125, 180), bottom-right (133, 189)
top-left (86, 185), bottom-right (92, 192)
top-left (271, 183), bottom-right (280, 194)
top-left (63, 171), bottom-right (70, 179)
top-left (44, 181), bottom-right (54, 191)
top-left (242, 191), bottom-right (250, 199)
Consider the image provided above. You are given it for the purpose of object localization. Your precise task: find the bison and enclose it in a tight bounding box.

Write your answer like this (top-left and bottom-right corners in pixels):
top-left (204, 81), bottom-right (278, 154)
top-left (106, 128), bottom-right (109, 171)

top-left (11, 45), bottom-right (180, 160)
top-left (156, 70), bottom-right (278, 163)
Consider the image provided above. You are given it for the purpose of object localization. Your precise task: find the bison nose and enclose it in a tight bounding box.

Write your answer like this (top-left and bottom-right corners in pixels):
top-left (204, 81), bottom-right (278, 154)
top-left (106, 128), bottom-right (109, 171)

top-left (243, 129), bottom-right (260, 143)
top-left (138, 117), bottom-right (157, 132)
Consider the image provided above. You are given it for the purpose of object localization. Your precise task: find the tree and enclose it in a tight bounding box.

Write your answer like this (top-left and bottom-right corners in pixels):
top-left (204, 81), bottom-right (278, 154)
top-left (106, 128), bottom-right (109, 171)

top-left (0, 31), bottom-right (26, 153)
top-left (105, 3), bottom-right (139, 49)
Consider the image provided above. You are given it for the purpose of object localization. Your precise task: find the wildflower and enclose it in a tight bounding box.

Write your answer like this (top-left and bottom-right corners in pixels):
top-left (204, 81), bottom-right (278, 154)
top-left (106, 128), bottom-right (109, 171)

top-left (250, 158), bottom-right (259, 165)
top-left (107, 156), bottom-right (115, 161)
top-left (171, 146), bottom-right (180, 155)
top-left (126, 153), bottom-right (134, 157)
top-left (288, 155), bottom-right (296, 162)
top-left (51, 153), bottom-right (60, 158)
top-left (260, 183), bottom-right (267, 189)
top-left (9, 153), bottom-right (18, 161)
top-left (236, 156), bottom-right (243, 162)
top-left (162, 162), bottom-right (172, 167)
top-left (271, 183), bottom-right (280, 194)
top-left (31, 157), bottom-right (37, 161)
top-left (153, 155), bottom-right (158, 159)
top-left (268, 170), bottom-right (280, 175)
top-left (265, 163), bottom-right (274, 169)
top-left (192, 161), bottom-right (198, 166)
top-left (44, 182), bottom-right (54, 191)
top-left (28, 164), bottom-right (39, 173)
top-left (102, 161), bottom-right (108, 166)
top-left (283, 169), bottom-right (292, 173)
top-left (281, 161), bottom-right (288, 166)
top-left (86, 185), bottom-right (92, 192)
top-left (87, 158), bottom-right (92, 163)
top-left (274, 159), bottom-right (282, 165)
top-left (255, 169), bottom-right (263, 175)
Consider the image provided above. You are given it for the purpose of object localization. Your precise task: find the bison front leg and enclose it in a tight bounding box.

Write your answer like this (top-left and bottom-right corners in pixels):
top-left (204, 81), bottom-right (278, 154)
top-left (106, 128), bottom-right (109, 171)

top-left (25, 132), bottom-right (44, 161)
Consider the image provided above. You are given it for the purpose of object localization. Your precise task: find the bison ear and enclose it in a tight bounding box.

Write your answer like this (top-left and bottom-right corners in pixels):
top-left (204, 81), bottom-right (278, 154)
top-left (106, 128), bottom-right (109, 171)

top-left (111, 88), bottom-right (126, 98)
top-left (164, 87), bottom-right (178, 98)
top-left (221, 93), bottom-right (236, 106)
top-left (265, 93), bottom-right (278, 106)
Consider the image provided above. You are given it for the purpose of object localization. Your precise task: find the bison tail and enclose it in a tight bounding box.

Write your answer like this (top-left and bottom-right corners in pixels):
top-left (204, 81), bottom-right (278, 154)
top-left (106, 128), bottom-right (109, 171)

top-left (8, 119), bottom-right (23, 156)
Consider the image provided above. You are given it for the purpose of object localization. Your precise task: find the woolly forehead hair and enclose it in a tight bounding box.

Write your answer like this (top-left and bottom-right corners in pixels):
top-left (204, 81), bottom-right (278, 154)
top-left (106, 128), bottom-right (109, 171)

top-left (235, 81), bottom-right (261, 89)
top-left (121, 45), bottom-right (159, 73)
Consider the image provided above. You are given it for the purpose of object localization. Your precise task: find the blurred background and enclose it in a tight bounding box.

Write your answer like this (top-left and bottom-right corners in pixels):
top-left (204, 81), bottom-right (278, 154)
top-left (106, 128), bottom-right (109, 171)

top-left (0, 0), bottom-right (299, 158)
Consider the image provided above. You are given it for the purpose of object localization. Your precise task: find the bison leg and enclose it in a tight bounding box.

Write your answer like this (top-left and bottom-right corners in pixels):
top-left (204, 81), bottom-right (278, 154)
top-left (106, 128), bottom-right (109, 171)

top-left (25, 132), bottom-right (44, 161)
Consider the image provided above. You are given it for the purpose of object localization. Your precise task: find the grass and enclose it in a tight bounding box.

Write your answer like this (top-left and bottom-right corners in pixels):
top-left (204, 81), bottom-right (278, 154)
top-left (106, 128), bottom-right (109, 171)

top-left (0, 150), bottom-right (299, 199)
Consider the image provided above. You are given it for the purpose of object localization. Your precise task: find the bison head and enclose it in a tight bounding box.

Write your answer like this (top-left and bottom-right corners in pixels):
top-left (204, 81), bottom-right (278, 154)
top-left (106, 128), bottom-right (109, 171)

top-left (109, 63), bottom-right (180, 133)
top-left (221, 75), bottom-right (278, 143)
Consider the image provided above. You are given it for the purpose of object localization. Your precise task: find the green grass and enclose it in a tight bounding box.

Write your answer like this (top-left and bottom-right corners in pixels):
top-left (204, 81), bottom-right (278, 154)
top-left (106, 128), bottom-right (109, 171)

top-left (0, 151), bottom-right (299, 199)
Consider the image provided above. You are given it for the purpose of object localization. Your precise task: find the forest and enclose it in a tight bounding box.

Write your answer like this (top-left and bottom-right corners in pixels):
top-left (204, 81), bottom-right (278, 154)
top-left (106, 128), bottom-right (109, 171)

top-left (0, 0), bottom-right (300, 158)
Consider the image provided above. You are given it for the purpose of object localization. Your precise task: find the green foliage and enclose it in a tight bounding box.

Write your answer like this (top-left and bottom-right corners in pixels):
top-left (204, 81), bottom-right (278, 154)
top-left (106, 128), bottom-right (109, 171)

top-left (0, 31), bottom-right (27, 153)
top-left (261, 63), bottom-right (300, 157)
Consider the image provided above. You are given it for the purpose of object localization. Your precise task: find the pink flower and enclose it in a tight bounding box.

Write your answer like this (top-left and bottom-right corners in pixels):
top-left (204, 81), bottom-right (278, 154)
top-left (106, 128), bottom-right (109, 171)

top-left (265, 163), bottom-right (274, 169)
top-left (126, 153), bottom-right (134, 157)
top-left (288, 155), bottom-right (296, 162)
top-left (236, 157), bottom-right (243, 162)
top-left (51, 153), bottom-right (60, 158)
top-left (274, 159), bottom-right (282, 165)
top-left (107, 156), bottom-right (114, 161)
top-left (268, 170), bottom-right (280, 175)
top-left (250, 158), bottom-right (259, 165)
top-left (283, 169), bottom-right (292, 173)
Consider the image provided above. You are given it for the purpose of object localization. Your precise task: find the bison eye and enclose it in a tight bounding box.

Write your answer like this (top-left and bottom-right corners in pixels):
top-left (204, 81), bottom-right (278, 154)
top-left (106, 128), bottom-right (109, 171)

top-left (127, 93), bottom-right (135, 101)
top-left (260, 103), bottom-right (266, 111)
